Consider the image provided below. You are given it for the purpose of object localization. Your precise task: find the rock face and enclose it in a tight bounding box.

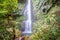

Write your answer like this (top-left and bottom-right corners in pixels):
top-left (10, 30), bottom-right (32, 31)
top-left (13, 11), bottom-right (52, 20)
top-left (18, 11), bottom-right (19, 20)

top-left (32, 0), bottom-right (52, 21)
top-left (32, 0), bottom-right (60, 14)
top-left (54, 10), bottom-right (60, 16)
top-left (18, 0), bottom-right (26, 3)
top-left (53, 10), bottom-right (60, 25)
top-left (32, 0), bottom-right (60, 33)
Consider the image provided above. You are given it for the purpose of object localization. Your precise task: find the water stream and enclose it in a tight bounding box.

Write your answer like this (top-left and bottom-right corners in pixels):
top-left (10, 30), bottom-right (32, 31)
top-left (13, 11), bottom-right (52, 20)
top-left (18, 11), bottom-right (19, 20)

top-left (22, 0), bottom-right (32, 35)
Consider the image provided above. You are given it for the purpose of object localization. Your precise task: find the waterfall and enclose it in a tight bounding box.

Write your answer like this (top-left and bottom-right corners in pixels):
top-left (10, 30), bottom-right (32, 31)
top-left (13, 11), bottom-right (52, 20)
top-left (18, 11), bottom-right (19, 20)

top-left (22, 0), bottom-right (32, 35)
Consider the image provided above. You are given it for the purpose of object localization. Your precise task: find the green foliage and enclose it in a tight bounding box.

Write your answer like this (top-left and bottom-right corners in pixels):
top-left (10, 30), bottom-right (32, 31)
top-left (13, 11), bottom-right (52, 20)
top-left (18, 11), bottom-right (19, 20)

top-left (31, 0), bottom-right (60, 40)
top-left (0, 0), bottom-right (20, 40)
top-left (31, 12), bottom-right (60, 40)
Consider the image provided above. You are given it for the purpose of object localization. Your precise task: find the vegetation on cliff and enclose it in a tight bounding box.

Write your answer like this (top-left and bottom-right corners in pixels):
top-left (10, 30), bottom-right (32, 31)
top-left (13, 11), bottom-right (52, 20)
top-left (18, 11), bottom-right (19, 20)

top-left (0, 0), bottom-right (60, 40)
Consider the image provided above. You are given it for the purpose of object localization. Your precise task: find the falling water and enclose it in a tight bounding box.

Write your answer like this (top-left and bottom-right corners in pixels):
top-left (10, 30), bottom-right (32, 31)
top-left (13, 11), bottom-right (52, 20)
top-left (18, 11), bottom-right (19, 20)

top-left (22, 0), bottom-right (32, 35)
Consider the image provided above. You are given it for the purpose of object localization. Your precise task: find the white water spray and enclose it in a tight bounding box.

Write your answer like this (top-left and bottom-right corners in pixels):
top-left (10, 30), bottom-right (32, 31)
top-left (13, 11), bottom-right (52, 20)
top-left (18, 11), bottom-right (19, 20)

top-left (22, 0), bottom-right (32, 35)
